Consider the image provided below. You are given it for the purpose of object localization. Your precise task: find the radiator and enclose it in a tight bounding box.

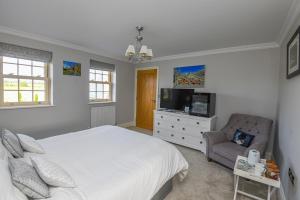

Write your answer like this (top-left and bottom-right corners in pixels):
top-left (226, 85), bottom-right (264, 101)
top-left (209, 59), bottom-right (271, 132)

top-left (91, 106), bottom-right (116, 128)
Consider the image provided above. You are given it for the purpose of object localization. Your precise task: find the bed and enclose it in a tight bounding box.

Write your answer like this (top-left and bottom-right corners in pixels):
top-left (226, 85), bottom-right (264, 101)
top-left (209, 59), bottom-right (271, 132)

top-left (24, 125), bottom-right (189, 200)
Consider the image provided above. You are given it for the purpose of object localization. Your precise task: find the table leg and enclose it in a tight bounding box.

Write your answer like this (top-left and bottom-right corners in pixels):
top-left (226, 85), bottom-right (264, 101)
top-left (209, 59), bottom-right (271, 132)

top-left (233, 176), bottom-right (239, 200)
top-left (267, 185), bottom-right (271, 200)
top-left (233, 175), bottom-right (236, 188)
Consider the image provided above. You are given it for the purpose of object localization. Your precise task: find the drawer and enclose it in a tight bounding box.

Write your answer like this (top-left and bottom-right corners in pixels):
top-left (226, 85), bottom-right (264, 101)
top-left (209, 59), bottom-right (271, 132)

top-left (175, 125), bottom-right (208, 137)
top-left (177, 134), bottom-right (205, 146)
top-left (177, 133), bottom-right (206, 152)
top-left (155, 119), bottom-right (176, 130)
top-left (155, 119), bottom-right (185, 132)
top-left (154, 128), bottom-right (206, 153)
top-left (154, 128), bottom-right (178, 141)
top-left (183, 126), bottom-right (210, 137)
top-left (155, 113), bottom-right (183, 123)
top-left (181, 118), bottom-right (211, 128)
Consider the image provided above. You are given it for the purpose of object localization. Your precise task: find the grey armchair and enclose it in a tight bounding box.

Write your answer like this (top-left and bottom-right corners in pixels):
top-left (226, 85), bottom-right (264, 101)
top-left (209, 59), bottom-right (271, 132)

top-left (204, 113), bottom-right (273, 169)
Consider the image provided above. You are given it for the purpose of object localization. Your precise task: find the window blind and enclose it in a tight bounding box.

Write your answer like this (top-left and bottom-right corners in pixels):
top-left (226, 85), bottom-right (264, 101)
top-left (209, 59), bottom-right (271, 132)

top-left (90, 59), bottom-right (115, 72)
top-left (0, 42), bottom-right (52, 63)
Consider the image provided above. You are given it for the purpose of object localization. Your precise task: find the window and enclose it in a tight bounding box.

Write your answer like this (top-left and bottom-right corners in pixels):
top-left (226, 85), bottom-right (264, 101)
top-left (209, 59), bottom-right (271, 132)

top-left (0, 56), bottom-right (50, 106)
top-left (89, 69), bottom-right (112, 102)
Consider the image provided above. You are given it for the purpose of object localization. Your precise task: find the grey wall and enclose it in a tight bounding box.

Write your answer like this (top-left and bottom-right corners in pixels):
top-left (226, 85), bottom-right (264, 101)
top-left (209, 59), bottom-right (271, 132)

top-left (0, 32), bottom-right (135, 139)
top-left (138, 48), bottom-right (280, 153)
top-left (274, 13), bottom-right (300, 200)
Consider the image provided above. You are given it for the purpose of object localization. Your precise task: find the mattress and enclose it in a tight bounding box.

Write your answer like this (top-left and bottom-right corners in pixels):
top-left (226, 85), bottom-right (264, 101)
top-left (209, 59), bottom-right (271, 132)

top-left (33, 125), bottom-right (188, 200)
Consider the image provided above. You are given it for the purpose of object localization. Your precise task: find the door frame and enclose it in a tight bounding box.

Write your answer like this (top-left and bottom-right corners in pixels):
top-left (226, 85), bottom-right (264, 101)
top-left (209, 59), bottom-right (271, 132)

top-left (134, 66), bottom-right (159, 127)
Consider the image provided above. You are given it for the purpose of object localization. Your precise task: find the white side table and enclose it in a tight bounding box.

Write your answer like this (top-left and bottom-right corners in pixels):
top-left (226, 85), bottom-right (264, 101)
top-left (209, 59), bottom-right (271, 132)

top-left (233, 156), bottom-right (280, 200)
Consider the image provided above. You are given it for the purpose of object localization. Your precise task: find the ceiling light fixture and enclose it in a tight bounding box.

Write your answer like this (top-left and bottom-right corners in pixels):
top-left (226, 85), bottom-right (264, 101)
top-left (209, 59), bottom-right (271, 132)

top-left (125, 26), bottom-right (153, 63)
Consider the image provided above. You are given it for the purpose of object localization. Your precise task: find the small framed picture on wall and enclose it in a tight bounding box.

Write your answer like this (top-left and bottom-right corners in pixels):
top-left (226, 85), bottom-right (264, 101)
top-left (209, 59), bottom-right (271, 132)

top-left (287, 26), bottom-right (300, 79)
top-left (63, 60), bottom-right (81, 76)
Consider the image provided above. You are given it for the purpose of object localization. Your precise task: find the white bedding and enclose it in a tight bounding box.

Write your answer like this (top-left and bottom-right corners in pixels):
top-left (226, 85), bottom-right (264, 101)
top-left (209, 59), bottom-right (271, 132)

top-left (33, 125), bottom-right (188, 200)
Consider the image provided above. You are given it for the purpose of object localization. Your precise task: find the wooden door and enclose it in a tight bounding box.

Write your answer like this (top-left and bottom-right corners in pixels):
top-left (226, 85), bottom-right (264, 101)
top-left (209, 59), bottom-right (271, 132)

top-left (136, 69), bottom-right (157, 131)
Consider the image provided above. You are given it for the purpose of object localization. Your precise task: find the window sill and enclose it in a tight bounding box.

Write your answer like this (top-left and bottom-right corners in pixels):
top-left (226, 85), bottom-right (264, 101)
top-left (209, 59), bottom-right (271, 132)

top-left (88, 101), bottom-right (116, 105)
top-left (0, 105), bottom-right (56, 110)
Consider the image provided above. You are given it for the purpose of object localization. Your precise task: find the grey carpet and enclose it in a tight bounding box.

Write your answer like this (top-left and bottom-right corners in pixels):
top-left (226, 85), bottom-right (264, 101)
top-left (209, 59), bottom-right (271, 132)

top-left (127, 126), bottom-right (278, 200)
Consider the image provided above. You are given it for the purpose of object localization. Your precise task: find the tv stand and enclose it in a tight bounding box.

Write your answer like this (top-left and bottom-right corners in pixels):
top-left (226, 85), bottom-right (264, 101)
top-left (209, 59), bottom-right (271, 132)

top-left (153, 110), bottom-right (216, 153)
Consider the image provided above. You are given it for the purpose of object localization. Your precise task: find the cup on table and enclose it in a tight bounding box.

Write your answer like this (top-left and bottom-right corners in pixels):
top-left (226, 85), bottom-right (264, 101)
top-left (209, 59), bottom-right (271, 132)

top-left (255, 163), bottom-right (265, 176)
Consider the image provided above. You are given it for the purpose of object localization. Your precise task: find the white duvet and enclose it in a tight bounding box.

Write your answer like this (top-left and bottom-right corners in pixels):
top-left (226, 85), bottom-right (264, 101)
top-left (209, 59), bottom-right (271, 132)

top-left (34, 125), bottom-right (188, 200)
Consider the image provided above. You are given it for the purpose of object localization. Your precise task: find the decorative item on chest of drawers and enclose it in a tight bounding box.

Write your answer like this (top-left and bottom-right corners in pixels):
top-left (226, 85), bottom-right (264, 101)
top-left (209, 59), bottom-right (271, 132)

top-left (153, 110), bottom-right (216, 154)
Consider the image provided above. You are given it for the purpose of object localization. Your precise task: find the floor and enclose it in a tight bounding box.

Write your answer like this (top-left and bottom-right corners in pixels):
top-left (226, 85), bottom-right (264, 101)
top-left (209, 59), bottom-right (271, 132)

top-left (127, 126), bottom-right (278, 200)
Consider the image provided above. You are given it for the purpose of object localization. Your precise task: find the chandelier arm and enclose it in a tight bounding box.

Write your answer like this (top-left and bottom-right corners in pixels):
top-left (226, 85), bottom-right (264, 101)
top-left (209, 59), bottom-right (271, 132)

top-left (125, 26), bottom-right (152, 63)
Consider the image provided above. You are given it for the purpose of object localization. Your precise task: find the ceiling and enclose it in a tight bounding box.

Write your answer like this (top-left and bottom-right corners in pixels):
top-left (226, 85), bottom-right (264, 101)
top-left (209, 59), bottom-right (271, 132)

top-left (0, 0), bottom-right (294, 60)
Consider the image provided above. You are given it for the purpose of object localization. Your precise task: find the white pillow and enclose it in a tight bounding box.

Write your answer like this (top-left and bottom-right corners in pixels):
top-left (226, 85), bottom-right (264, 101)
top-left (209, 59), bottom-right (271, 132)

top-left (31, 156), bottom-right (76, 188)
top-left (17, 134), bottom-right (45, 154)
top-left (48, 188), bottom-right (87, 200)
top-left (2, 129), bottom-right (24, 158)
top-left (13, 187), bottom-right (29, 200)
top-left (0, 139), bottom-right (12, 160)
top-left (0, 160), bottom-right (28, 200)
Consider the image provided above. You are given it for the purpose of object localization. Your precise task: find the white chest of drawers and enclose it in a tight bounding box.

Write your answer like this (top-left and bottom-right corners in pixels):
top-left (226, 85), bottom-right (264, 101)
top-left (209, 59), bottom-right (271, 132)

top-left (153, 110), bottom-right (216, 154)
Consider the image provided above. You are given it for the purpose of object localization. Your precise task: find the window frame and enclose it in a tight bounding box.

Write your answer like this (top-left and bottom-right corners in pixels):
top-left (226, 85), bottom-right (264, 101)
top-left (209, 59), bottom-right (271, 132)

top-left (0, 56), bottom-right (50, 107)
top-left (89, 69), bottom-right (113, 103)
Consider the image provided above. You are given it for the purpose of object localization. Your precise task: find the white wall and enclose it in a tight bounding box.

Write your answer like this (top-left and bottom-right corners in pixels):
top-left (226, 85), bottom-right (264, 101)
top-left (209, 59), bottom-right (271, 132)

top-left (0, 32), bottom-right (135, 139)
top-left (138, 47), bottom-right (280, 152)
top-left (275, 12), bottom-right (300, 200)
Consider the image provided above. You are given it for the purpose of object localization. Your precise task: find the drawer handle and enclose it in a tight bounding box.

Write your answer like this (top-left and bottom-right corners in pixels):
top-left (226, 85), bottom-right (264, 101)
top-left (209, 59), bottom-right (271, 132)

top-left (161, 116), bottom-right (163, 119)
top-left (157, 122), bottom-right (160, 125)
top-left (177, 119), bottom-right (180, 121)
top-left (171, 134), bottom-right (174, 137)
top-left (182, 137), bottom-right (185, 140)
top-left (197, 122), bottom-right (200, 125)
top-left (200, 141), bottom-right (203, 144)
top-left (182, 127), bottom-right (185, 131)
top-left (171, 125), bottom-right (174, 128)
top-left (157, 131), bottom-right (160, 133)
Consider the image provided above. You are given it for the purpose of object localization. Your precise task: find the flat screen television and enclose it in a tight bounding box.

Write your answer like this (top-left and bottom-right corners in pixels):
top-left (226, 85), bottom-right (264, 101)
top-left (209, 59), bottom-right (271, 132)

top-left (160, 88), bottom-right (194, 111)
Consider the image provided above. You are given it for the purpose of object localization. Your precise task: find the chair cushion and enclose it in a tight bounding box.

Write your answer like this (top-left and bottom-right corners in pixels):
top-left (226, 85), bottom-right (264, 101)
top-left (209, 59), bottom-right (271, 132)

top-left (213, 142), bottom-right (246, 162)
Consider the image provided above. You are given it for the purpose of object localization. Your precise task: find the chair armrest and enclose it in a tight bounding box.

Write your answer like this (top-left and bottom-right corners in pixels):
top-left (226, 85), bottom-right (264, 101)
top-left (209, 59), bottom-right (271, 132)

top-left (203, 131), bottom-right (227, 146)
top-left (243, 141), bottom-right (267, 157)
top-left (203, 131), bottom-right (227, 158)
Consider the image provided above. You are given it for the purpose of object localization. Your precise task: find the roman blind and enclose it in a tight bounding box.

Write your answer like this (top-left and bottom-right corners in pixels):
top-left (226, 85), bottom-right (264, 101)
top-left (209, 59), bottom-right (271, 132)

top-left (90, 59), bottom-right (115, 72)
top-left (0, 42), bottom-right (52, 63)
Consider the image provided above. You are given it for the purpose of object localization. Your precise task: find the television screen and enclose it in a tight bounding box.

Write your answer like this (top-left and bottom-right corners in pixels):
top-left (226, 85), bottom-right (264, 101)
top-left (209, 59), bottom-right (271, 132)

top-left (160, 88), bottom-right (194, 110)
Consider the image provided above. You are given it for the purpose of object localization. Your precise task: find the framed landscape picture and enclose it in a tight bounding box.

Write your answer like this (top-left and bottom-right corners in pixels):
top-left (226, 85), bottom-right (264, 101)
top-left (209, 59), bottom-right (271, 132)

top-left (287, 26), bottom-right (300, 79)
top-left (63, 61), bottom-right (81, 76)
top-left (174, 65), bottom-right (205, 88)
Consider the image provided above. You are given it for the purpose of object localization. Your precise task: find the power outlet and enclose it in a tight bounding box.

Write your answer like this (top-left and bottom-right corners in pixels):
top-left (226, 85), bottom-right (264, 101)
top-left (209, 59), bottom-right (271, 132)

top-left (288, 168), bottom-right (295, 185)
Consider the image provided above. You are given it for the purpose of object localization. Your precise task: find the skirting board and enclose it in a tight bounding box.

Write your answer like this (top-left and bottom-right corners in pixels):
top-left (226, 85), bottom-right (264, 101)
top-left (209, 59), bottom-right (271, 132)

top-left (117, 121), bottom-right (135, 128)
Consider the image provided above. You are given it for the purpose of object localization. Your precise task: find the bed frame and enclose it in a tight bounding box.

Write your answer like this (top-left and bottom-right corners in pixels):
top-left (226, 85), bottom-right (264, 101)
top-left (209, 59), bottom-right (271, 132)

top-left (151, 178), bottom-right (173, 200)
